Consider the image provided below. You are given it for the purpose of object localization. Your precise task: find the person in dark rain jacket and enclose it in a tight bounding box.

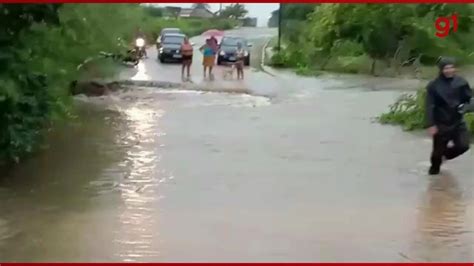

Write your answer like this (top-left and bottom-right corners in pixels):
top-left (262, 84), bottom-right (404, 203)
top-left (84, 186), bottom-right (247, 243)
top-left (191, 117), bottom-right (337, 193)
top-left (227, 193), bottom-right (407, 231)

top-left (425, 57), bottom-right (472, 175)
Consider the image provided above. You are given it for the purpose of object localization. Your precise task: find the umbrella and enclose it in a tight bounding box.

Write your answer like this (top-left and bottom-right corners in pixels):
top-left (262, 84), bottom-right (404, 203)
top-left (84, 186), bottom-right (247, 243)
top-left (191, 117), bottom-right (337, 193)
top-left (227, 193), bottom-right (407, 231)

top-left (201, 29), bottom-right (224, 37)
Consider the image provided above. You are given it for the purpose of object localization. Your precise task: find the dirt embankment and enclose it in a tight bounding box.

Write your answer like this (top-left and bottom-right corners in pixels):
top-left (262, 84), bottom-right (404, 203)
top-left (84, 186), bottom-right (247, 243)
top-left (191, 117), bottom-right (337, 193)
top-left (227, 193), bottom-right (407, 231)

top-left (70, 81), bottom-right (125, 97)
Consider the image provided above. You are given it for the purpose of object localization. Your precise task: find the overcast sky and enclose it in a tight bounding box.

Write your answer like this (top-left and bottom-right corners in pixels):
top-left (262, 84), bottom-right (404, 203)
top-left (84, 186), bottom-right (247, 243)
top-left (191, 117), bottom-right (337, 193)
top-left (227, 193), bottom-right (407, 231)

top-left (156, 3), bottom-right (279, 27)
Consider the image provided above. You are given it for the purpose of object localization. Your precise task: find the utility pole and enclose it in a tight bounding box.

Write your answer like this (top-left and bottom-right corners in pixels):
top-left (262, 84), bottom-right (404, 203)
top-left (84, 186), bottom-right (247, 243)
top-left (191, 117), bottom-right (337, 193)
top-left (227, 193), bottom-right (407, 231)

top-left (277, 3), bottom-right (282, 51)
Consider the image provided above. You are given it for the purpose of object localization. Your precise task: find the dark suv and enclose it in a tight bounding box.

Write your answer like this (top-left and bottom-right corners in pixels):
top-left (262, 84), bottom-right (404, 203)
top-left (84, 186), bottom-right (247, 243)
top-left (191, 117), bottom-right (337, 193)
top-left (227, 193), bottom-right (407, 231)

top-left (158, 33), bottom-right (187, 63)
top-left (217, 37), bottom-right (252, 66)
top-left (156, 28), bottom-right (182, 49)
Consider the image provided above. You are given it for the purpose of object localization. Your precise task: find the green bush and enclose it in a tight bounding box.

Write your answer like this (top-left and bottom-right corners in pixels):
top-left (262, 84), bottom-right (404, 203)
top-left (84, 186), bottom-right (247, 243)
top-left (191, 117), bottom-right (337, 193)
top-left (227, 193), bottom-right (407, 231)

top-left (270, 51), bottom-right (289, 67)
top-left (295, 64), bottom-right (313, 76)
top-left (326, 55), bottom-right (371, 74)
top-left (466, 114), bottom-right (474, 132)
top-left (379, 89), bottom-right (427, 130)
top-left (331, 40), bottom-right (365, 57)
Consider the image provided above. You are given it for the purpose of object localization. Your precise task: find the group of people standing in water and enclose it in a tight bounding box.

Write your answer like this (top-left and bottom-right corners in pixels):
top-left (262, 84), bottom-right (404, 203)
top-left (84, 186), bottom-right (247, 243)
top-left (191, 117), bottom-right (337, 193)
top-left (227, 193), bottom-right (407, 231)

top-left (179, 35), bottom-right (245, 81)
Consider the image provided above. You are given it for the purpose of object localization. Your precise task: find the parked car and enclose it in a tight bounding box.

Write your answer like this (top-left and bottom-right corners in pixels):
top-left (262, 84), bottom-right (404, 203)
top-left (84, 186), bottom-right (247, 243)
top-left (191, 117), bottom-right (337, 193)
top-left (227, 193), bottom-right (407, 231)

top-left (217, 36), bottom-right (252, 66)
top-left (156, 28), bottom-right (182, 48)
top-left (158, 33), bottom-right (189, 63)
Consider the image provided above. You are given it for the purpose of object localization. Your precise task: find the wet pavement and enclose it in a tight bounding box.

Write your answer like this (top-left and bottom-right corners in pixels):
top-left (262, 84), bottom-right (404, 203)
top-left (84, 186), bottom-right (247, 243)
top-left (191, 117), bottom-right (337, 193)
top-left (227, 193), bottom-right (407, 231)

top-left (124, 27), bottom-right (279, 97)
top-left (0, 27), bottom-right (472, 262)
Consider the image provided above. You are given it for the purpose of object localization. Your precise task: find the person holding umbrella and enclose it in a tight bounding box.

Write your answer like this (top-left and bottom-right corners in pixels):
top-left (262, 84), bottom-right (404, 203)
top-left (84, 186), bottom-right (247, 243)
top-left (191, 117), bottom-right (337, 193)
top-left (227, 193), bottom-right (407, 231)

top-left (200, 38), bottom-right (217, 80)
top-left (209, 35), bottom-right (219, 52)
top-left (199, 30), bottom-right (224, 80)
top-left (202, 29), bottom-right (224, 42)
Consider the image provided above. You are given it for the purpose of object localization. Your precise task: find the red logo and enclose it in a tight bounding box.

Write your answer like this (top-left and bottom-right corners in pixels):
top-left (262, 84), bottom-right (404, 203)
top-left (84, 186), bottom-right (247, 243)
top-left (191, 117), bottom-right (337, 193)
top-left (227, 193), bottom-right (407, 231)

top-left (435, 13), bottom-right (458, 38)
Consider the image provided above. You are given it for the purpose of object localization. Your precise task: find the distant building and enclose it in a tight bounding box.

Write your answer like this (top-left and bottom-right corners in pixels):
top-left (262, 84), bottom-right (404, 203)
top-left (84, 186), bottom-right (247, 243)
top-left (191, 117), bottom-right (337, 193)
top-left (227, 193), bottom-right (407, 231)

top-left (163, 6), bottom-right (182, 19)
top-left (179, 6), bottom-right (215, 18)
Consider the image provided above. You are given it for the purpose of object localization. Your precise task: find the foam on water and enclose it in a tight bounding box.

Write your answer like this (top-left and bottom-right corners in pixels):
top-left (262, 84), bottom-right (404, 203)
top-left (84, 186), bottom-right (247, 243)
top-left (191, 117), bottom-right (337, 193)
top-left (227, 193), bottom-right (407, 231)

top-left (74, 86), bottom-right (272, 111)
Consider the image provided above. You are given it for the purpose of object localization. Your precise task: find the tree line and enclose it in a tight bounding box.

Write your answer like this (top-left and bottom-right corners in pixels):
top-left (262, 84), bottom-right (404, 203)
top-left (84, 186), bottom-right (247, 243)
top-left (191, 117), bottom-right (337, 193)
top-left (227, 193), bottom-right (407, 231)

top-left (269, 4), bottom-right (474, 76)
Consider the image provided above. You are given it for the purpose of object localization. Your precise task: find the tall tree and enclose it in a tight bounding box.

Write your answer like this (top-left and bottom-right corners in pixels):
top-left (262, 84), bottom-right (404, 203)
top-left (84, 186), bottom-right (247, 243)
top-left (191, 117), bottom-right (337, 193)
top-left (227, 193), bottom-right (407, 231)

top-left (282, 4), bottom-right (318, 20)
top-left (267, 9), bottom-right (279, 27)
top-left (219, 4), bottom-right (248, 19)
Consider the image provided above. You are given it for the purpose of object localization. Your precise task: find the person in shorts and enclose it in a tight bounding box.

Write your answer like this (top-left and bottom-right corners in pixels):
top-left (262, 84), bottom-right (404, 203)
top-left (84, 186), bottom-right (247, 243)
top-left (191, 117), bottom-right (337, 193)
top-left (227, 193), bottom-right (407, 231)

top-left (180, 36), bottom-right (193, 81)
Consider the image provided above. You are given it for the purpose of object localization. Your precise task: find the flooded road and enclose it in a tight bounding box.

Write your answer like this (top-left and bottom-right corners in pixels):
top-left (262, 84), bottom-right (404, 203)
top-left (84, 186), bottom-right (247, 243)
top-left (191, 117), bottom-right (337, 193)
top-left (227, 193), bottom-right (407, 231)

top-left (0, 27), bottom-right (472, 262)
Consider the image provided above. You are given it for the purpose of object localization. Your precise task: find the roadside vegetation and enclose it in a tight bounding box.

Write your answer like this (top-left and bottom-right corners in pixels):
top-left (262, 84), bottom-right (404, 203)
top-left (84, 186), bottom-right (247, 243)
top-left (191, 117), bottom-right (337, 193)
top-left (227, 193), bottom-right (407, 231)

top-left (269, 4), bottom-right (474, 77)
top-left (268, 4), bottom-right (474, 136)
top-left (0, 4), bottom-right (238, 165)
top-left (378, 89), bottom-right (474, 136)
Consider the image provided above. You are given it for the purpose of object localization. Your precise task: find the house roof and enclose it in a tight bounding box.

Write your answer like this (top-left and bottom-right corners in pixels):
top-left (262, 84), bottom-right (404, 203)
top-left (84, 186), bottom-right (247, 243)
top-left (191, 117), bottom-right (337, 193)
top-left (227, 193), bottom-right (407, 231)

top-left (179, 8), bottom-right (193, 17)
top-left (179, 6), bottom-right (214, 17)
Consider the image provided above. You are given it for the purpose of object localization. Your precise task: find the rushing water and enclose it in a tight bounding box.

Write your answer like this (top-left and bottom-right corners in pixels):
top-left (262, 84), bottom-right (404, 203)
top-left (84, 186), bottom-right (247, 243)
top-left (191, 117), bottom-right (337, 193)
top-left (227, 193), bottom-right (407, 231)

top-left (0, 79), bottom-right (472, 262)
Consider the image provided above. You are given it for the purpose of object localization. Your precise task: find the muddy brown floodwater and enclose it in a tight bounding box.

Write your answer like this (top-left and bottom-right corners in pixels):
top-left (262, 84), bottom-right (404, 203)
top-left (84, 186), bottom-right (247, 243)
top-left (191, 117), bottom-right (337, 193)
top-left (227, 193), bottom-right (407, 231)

top-left (0, 27), bottom-right (472, 262)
